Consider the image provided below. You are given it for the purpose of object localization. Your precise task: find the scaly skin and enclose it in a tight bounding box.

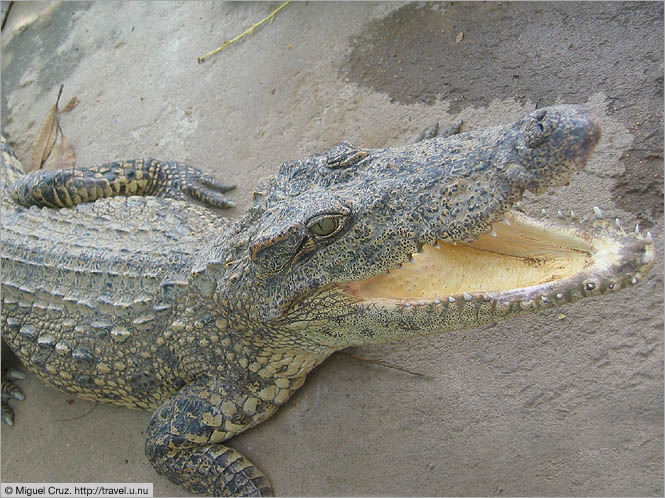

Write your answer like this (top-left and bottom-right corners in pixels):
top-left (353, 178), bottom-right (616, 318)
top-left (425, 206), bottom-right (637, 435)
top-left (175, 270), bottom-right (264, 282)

top-left (0, 106), bottom-right (654, 496)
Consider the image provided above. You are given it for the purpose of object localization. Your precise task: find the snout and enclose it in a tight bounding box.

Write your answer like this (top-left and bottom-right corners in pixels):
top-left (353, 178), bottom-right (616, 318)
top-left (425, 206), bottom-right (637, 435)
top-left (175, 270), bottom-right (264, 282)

top-left (571, 108), bottom-right (602, 168)
top-left (514, 105), bottom-right (603, 194)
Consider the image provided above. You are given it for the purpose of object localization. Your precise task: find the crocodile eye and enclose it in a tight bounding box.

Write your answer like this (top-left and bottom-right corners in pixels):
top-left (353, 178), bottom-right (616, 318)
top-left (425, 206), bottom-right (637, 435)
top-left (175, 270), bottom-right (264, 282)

top-left (307, 215), bottom-right (344, 237)
top-left (310, 217), bottom-right (338, 236)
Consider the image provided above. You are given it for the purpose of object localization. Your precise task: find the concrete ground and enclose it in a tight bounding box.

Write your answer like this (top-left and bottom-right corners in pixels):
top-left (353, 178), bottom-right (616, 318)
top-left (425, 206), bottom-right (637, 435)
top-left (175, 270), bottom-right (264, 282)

top-left (1, 2), bottom-right (663, 496)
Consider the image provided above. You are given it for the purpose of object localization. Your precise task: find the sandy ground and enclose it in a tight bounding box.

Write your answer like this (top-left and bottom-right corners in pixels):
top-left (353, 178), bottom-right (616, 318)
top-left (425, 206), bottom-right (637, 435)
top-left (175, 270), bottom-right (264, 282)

top-left (1, 2), bottom-right (663, 496)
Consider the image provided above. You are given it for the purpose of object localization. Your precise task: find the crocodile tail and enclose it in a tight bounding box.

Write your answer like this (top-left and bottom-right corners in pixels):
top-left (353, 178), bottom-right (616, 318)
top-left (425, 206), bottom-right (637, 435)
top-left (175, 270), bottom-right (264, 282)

top-left (1, 136), bottom-right (26, 190)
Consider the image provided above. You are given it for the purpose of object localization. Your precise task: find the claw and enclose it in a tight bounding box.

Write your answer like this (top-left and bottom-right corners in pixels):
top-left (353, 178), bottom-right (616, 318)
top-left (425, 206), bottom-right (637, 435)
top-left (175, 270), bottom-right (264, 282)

top-left (6, 368), bottom-right (26, 380)
top-left (439, 120), bottom-right (463, 139)
top-left (186, 184), bottom-right (237, 209)
top-left (200, 174), bottom-right (237, 193)
top-left (413, 123), bottom-right (440, 143)
top-left (2, 367), bottom-right (25, 426)
top-left (2, 404), bottom-right (14, 426)
top-left (172, 165), bottom-right (238, 209)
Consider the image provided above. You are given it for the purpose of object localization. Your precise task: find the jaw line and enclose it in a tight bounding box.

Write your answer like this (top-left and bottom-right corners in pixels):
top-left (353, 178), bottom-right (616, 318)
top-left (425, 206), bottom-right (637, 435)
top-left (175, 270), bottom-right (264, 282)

top-left (339, 209), bottom-right (654, 308)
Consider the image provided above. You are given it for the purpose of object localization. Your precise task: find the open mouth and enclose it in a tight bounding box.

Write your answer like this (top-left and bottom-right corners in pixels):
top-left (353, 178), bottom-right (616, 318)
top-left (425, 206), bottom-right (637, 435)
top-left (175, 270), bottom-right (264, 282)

top-left (341, 210), bottom-right (654, 307)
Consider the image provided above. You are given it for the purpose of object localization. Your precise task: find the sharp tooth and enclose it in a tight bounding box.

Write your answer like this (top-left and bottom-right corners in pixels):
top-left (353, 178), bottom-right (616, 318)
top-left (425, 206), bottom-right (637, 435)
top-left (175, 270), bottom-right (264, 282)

top-left (541, 208), bottom-right (547, 217)
top-left (434, 243), bottom-right (441, 249)
top-left (433, 299), bottom-right (441, 305)
top-left (615, 218), bottom-right (622, 230)
top-left (490, 230), bottom-right (497, 237)
top-left (634, 223), bottom-right (640, 234)
top-left (556, 210), bottom-right (564, 219)
top-left (631, 276), bottom-right (638, 284)
top-left (642, 251), bottom-right (653, 265)
top-left (482, 294), bottom-right (490, 301)
top-left (405, 303), bottom-right (412, 307)
top-left (593, 206), bottom-right (604, 219)
top-left (448, 296), bottom-right (456, 303)
top-left (646, 231), bottom-right (653, 244)
top-left (503, 217), bottom-right (512, 226)
top-left (541, 296), bottom-right (550, 303)
top-left (463, 292), bottom-right (473, 301)
top-left (556, 293), bottom-right (564, 299)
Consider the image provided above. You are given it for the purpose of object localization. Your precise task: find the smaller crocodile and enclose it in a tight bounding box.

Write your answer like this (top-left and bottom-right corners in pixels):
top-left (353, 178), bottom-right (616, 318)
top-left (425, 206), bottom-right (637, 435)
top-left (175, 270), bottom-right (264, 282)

top-left (1, 105), bottom-right (654, 496)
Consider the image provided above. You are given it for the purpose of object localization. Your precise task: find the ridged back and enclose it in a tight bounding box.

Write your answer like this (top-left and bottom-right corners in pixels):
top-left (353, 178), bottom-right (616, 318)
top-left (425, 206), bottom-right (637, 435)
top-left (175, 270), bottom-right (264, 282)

top-left (1, 195), bottom-right (222, 306)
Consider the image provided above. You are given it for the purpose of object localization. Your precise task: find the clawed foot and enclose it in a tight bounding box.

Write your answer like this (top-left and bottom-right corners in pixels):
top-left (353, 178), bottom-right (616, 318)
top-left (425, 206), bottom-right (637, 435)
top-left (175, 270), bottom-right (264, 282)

top-left (413, 120), bottom-right (463, 143)
top-left (2, 367), bottom-right (26, 426)
top-left (162, 161), bottom-right (238, 209)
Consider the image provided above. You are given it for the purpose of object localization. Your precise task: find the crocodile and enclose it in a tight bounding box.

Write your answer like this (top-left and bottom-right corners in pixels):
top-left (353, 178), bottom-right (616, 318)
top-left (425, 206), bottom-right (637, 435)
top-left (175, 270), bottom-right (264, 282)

top-left (0, 105), bottom-right (654, 496)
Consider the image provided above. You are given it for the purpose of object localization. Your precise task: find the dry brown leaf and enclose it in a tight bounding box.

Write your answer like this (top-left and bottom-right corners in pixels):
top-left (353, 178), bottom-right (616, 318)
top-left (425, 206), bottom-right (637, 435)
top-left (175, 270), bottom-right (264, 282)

top-left (31, 85), bottom-right (64, 171)
top-left (31, 85), bottom-right (79, 171)
top-left (31, 102), bottom-right (59, 171)
top-left (60, 97), bottom-right (80, 114)
top-left (456, 31), bottom-right (464, 44)
top-left (43, 131), bottom-right (76, 170)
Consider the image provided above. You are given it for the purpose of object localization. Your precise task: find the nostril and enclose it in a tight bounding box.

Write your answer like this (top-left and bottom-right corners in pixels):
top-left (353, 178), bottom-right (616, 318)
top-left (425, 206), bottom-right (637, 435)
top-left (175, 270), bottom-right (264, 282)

top-left (524, 109), bottom-right (556, 148)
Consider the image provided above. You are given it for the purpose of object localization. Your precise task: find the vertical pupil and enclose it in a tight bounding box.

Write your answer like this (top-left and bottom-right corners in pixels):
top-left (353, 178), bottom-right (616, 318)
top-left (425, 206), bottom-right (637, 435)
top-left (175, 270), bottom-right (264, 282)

top-left (314, 218), bottom-right (338, 235)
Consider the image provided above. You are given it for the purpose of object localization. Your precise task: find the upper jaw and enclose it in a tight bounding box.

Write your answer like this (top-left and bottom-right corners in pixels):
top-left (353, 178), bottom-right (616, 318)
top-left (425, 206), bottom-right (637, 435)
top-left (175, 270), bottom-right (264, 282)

top-left (336, 103), bottom-right (638, 307)
top-left (262, 105), bottom-right (625, 324)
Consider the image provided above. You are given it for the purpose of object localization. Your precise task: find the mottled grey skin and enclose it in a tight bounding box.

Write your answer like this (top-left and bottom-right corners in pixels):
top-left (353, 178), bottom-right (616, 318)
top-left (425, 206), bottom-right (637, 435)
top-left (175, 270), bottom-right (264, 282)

top-left (0, 105), bottom-right (653, 496)
top-left (235, 106), bottom-right (599, 327)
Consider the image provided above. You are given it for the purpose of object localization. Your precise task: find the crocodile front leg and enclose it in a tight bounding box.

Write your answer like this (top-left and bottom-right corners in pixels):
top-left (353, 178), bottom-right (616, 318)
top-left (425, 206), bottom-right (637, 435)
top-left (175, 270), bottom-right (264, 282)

top-left (145, 374), bottom-right (299, 497)
top-left (10, 159), bottom-right (236, 209)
